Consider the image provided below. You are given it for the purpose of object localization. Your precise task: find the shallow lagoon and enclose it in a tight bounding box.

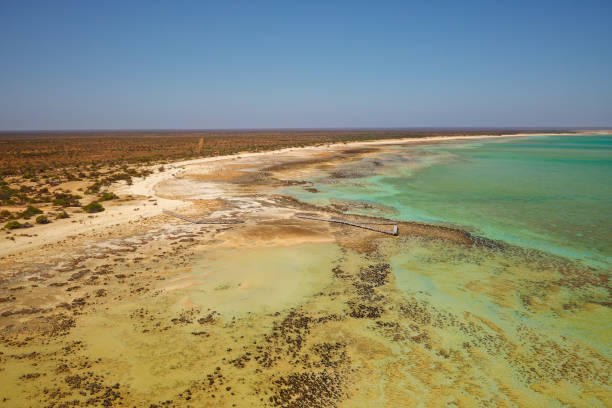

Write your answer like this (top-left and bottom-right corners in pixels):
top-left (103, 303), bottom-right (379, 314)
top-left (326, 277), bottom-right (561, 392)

top-left (164, 242), bottom-right (341, 316)
top-left (288, 135), bottom-right (612, 268)
top-left (284, 134), bottom-right (612, 390)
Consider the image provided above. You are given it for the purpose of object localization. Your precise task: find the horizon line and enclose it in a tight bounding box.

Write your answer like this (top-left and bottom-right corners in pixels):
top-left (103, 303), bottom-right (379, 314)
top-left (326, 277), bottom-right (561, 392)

top-left (1, 126), bottom-right (611, 134)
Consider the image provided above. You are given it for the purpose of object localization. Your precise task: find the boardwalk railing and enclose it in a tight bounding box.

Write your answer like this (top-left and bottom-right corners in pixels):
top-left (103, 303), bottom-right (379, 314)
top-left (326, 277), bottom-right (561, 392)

top-left (163, 210), bottom-right (244, 224)
top-left (296, 214), bottom-right (398, 236)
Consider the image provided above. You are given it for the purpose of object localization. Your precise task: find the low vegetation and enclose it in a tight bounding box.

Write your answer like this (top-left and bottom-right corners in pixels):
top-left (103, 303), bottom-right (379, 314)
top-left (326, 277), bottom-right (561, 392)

top-left (83, 201), bottom-right (104, 213)
top-left (35, 215), bottom-right (50, 224)
top-left (56, 211), bottom-right (69, 219)
top-left (52, 192), bottom-right (82, 207)
top-left (4, 220), bottom-right (25, 229)
top-left (0, 129), bottom-right (564, 177)
top-left (20, 206), bottom-right (43, 219)
top-left (98, 192), bottom-right (118, 201)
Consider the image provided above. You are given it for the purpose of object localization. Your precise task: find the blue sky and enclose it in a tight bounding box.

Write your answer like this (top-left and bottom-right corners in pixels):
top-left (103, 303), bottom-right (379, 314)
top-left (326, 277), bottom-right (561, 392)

top-left (1, 0), bottom-right (611, 130)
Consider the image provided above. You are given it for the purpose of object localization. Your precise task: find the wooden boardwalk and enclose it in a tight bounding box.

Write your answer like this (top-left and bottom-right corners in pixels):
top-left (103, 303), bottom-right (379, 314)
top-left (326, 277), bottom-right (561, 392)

top-left (163, 209), bottom-right (396, 235)
top-left (163, 210), bottom-right (244, 224)
top-left (296, 214), bottom-right (398, 236)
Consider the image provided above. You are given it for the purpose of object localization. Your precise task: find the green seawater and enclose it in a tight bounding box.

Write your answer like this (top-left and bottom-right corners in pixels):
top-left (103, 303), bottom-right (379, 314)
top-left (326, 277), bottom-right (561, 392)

top-left (284, 134), bottom-right (612, 366)
top-left (287, 135), bottom-right (612, 268)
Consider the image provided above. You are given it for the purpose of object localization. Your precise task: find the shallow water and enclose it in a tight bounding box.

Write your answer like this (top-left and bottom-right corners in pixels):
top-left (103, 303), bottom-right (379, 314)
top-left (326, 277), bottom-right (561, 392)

top-left (287, 135), bottom-right (612, 268)
top-left (163, 242), bottom-right (341, 316)
top-left (283, 134), bottom-right (612, 383)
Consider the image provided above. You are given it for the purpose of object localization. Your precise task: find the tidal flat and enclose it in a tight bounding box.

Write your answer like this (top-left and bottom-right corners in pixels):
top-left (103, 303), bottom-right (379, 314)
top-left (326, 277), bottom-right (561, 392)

top-left (0, 133), bottom-right (610, 407)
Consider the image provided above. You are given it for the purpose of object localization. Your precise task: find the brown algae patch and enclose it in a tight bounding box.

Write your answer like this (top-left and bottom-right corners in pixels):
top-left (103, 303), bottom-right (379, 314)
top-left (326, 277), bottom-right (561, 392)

top-left (1, 222), bottom-right (610, 407)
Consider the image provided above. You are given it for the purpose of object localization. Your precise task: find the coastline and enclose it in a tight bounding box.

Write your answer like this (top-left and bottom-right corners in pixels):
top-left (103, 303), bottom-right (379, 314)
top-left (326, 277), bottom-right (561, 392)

top-left (0, 130), bottom-right (610, 407)
top-left (0, 130), bottom-right (601, 259)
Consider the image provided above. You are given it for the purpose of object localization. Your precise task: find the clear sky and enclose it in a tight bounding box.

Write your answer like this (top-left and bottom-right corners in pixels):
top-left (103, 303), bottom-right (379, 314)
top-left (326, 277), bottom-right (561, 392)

top-left (1, 0), bottom-right (611, 130)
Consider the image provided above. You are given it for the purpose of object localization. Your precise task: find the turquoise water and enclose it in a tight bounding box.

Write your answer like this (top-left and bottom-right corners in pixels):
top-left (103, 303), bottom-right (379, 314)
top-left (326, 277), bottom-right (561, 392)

top-left (279, 135), bottom-right (612, 403)
top-left (288, 135), bottom-right (612, 268)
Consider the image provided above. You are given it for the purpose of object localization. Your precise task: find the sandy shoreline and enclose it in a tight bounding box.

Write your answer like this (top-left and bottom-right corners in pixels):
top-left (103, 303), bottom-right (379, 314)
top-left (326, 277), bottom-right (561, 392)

top-left (0, 130), bottom-right (603, 260)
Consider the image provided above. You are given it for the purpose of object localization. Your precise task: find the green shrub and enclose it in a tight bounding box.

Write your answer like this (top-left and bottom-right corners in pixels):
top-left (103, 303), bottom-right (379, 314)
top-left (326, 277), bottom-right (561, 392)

top-left (0, 185), bottom-right (19, 205)
top-left (35, 215), bottom-right (50, 224)
top-left (52, 192), bottom-right (82, 207)
top-left (64, 172), bottom-right (78, 181)
top-left (85, 183), bottom-right (101, 194)
top-left (98, 192), bottom-right (118, 201)
top-left (83, 201), bottom-right (104, 213)
top-left (52, 198), bottom-right (67, 207)
top-left (4, 220), bottom-right (23, 230)
top-left (20, 205), bottom-right (43, 219)
top-left (56, 211), bottom-right (69, 219)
